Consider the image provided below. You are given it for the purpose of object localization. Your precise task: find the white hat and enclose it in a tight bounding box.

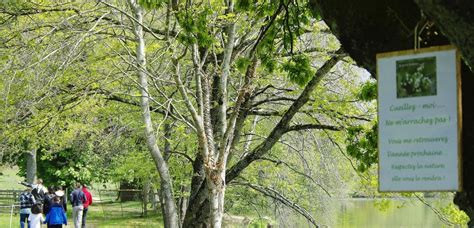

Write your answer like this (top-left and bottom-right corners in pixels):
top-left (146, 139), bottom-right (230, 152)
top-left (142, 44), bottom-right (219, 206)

top-left (55, 190), bottom-right (65, 197)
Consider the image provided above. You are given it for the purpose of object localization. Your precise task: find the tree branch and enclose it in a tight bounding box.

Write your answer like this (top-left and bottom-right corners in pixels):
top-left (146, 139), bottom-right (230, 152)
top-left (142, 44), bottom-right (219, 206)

top-left (226, 49), bottom-right (345, 183)
top-left (232, 180), bottom-right (320, 227)
top-left (249, 1), bottom-right (285, 56)
top-left (169, 151), bottom-right (194, 165)
top-left (284, 124), bottom-right (341, 133)
top-left (100, 1), bottom-right (165, 41)
top-left (96, 89), bottom-right (194, 129)
top-left (259, 157), bottom-right (332, 197)
top-left (0, 6), bottom-right (80, 16)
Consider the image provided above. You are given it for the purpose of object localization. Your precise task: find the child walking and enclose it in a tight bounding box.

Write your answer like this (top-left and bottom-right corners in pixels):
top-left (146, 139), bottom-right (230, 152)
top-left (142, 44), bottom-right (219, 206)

top-left (28, 204), bottom-right (44, 228)
top-left (44, 197), bottom-right (67, 228)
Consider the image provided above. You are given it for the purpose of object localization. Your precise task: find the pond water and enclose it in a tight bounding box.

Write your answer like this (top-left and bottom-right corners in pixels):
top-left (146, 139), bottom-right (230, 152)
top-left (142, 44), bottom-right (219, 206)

top-left (226, 198), bottom-right (464, 227)
top-left (310, 198), bottom-right (462, 228)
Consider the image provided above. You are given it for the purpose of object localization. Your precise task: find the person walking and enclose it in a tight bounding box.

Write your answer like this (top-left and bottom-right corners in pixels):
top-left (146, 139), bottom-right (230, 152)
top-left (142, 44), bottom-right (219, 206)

top-left (43, 187), bottom-right (56, 215)
top-left (19, 187), bottom-right (36, 228)
top-left (43, 187), bottom-right (57, 228)
top-left (81, 185), bottom-right (93, 228)
top-left (20, 178), bottom-right (48, 203)
top-left (44, 197), bottom-right (67, 228)
top-left (54, 187), bottom-right (67, 212)
top-left (28, 204), bottom-right (44, 228)
top-left (70, 183), bottom-right (87, 228)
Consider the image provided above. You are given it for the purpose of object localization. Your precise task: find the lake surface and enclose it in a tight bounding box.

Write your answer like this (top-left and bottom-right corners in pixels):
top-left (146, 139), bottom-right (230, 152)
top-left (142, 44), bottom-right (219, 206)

top-left (310, 198), bottom-right (462, 228)
top-left (225, 198), bottom-right (464, 227)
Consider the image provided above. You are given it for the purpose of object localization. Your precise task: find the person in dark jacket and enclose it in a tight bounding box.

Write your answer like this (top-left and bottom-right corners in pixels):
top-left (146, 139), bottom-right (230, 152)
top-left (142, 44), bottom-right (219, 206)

top-left (43, 186), bottom-right (57, 228)
top-left (70, 183), bottom-right (87, 228)
top-left (44, 196), bottom-right (67, 228)
top-left (43, 187), bottom-right (56, 215)
top-left (19, 188), bottom-right (36, 228)
top-left (20, 178), bottom-right (48, 203)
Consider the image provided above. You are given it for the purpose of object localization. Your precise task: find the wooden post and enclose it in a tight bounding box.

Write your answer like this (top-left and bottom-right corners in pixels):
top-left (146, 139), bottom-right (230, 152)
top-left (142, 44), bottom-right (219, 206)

top-left (9, 204), bottom-right (14, 228)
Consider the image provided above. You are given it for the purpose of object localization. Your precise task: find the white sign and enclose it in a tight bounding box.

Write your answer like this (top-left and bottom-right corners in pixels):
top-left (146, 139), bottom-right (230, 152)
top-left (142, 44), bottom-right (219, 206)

top-left (377, 45), bottom-right (461, 192)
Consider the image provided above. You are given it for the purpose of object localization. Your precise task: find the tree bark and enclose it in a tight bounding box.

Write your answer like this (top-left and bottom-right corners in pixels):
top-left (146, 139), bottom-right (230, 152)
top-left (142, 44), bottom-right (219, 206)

top-left (214, 2), bottom-right (236, 152)
top-left (177, 184), bottom-right (188, 225)
top-left (143, 181), bottom-right (150, 216)
top-left (26, 148), bottom-right (36, 184)
top-left (414, 0), bottom-right (474, 69)
top-left (454, 65), bottom-right (474, 227)
top-left (207, 169), bottom-right (226, 228)
top-left (182, 154), bottom-right (210, 227)
top-left (129, 1), bottom-right (179, 227)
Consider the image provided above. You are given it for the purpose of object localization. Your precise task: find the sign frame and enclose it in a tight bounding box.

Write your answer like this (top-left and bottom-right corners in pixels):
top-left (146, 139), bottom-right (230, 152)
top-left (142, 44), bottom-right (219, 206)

top-left (376, 45), bottom-right (462, 192)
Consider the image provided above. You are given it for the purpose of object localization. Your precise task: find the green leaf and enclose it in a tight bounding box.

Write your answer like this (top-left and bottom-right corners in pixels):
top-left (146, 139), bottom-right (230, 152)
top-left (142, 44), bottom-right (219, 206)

top-left (358, 81), bottom-right (377, 101)
top-left (138, 0), bottom-right (165, 9)
top-left (235, 57), bottom-right (251, 73)
top-left (282, 55), bottom-right (315, 86)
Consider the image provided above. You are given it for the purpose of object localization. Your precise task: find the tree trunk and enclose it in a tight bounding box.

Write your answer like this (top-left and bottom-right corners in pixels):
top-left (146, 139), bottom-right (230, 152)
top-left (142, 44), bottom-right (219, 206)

top-left (414, 0), bottom-right (474, 69)
top-left (151, 188), bottom-right (159, 211)
top-left (183, 183), bottom-right (210, 227)
top-left (182, 154), bottom-right (210, 227)
top-left (160, 187), bottom-right (170, 228)
top-left (143, 181), bottom-right (150, 216)
top-left (454, 64), bottom-right (474, 227)
top-left (177, 184), bottom-right (189, 225)
top-left (203, 2), bottom-right (236, 226)
top-left (129, 0), bottom-right (179, 227)
top-left (207, 169), bottom-right (226, 228)
top-left (26, 148), bottom-right (36, 184)
top-left (183, 53), bottom-right (342, 226)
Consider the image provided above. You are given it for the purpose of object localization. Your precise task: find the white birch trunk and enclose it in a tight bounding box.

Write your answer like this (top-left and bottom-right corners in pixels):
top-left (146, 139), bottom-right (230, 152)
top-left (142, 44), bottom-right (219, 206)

top-left (207, 169), bottom-right (226, 228)
top-left (206, 1), bottom-right (236, 226)
top-left (129, 1), bottom-right (179, 227)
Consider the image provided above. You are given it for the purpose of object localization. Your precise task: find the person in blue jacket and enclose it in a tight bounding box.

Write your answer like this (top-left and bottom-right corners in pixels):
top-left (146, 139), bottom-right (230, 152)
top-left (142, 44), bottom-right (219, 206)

top-left (44, 196), bottom-right (67, 228)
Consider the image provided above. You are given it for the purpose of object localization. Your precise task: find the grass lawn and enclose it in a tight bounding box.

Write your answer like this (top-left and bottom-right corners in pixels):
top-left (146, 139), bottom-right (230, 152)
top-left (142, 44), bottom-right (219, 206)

top-left (0, 167), bottom-right (24, 190)
top-left (0, 167), bottom-right (163, 227)
top-left (0, 201), bottom-right (164, 228)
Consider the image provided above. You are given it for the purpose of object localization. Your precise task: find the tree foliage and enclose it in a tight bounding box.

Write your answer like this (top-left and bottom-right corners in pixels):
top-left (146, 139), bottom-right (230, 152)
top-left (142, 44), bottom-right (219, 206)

top-left (0, 0), bottom-right (388, 226)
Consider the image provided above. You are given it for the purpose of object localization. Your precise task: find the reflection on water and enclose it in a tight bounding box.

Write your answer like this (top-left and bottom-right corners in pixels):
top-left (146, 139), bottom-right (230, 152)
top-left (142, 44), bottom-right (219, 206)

top-left (225, 198), bottom-right (464, 227)
top-left (314, 198), bottom-right (459, 228)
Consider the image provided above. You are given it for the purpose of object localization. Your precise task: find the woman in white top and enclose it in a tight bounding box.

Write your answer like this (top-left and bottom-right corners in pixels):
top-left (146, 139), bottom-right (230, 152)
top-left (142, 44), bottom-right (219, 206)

top-left (29, 203), bottom-right (45, 228)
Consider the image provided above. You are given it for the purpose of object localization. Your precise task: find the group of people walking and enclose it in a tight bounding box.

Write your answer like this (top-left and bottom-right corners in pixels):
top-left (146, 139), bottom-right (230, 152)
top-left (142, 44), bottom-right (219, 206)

top-left (19, 179), bottom-right (93, 228)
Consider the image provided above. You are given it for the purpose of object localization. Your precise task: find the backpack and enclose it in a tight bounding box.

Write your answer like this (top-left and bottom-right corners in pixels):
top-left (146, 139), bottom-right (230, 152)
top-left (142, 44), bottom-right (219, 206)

top-left (71, 189), bottom-right (86, 206)
top-left (32, 186), bottom-right (45, 203)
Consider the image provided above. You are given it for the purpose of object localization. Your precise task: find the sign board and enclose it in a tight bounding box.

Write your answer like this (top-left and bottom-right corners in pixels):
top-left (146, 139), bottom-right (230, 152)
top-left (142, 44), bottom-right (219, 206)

top-left (377, 45), bottom-right (461, 192)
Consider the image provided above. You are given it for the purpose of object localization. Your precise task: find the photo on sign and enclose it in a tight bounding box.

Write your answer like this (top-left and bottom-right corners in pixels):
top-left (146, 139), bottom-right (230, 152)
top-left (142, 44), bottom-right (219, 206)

top-left (396, 56), bottom-right (437, 98)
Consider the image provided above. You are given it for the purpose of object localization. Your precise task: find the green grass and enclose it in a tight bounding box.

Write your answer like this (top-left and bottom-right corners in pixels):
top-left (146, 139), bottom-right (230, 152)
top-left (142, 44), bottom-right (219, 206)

top-left (0, 167), bottom-right (163, 227)
top-left (0, 166), bottom-right (24, 190)
top-left (0, 201), bottom-right (164, 228)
